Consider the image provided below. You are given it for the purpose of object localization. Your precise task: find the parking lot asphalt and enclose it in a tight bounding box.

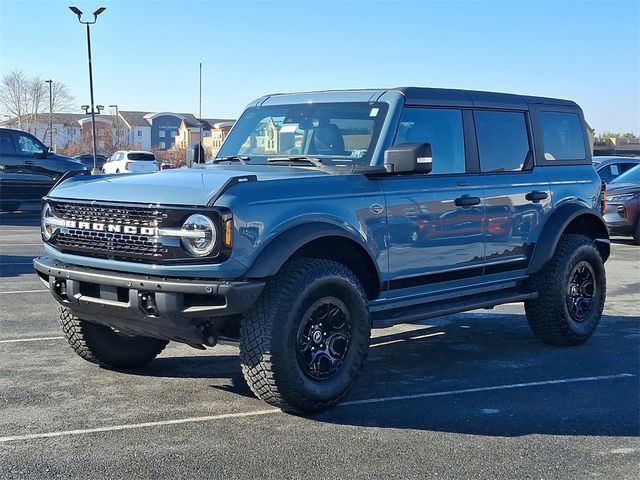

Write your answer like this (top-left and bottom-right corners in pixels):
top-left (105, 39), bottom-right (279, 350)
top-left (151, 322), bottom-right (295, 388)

top-left (0, 209), bottom-right (639, 479)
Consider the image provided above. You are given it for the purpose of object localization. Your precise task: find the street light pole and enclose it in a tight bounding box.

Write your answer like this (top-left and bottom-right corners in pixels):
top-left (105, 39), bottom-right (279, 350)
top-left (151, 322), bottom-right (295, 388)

top-left (69, 6), bottom-right (106, 175)
top-left (109, 104), bottom-right (119, 148)
top-left (45, 79), bottom-right (53, 149)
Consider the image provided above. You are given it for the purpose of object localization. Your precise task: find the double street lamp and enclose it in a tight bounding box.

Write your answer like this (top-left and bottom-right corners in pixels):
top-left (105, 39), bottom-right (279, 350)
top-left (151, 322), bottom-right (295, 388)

top-left (69, 6), bottom-right (106, 175)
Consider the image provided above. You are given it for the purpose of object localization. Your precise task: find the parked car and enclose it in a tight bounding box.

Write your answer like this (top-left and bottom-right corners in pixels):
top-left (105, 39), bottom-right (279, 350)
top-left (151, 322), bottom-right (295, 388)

top-left (604, 163), bottom-right (640, 244)
top-left (102, 151), bottom-right (159, 174)
top-left (74, 154), bottom-right (108, 171)
top-left (593, 156), bottom-right (640, 183)
top-left (0, 127), bottom-right (85, 211)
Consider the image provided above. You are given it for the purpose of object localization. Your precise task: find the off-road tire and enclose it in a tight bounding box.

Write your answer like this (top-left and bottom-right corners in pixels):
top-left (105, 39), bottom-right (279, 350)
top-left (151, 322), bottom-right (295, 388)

top-left (240, 258), bottom-right (370, 414)
top-left (525, 234), bottom-right (606, 345)
top-left (59, 306), bottom-right (168, 369)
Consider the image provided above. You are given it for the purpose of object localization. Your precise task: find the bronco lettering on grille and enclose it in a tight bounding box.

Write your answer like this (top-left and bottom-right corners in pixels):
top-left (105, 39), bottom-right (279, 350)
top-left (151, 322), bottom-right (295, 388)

top-left (64, 220), bottom-right (156, 236)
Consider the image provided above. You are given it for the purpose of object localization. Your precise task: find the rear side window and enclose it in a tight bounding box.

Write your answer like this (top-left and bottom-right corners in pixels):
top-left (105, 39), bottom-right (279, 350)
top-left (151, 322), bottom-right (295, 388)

top-left (127, 153), bottom-right (156, 161)
top-left (474, 111), bottom-right (530, 173)
top-left (394, 108), bottom-right (465, 174)
top-left (539, 112), bottom-right (586, 161)
top-left (0, 131), bottom-right (16, 155)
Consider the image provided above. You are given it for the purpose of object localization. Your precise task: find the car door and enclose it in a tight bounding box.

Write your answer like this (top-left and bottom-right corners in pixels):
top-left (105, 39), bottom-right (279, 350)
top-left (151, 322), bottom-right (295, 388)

top-left (0, 130), bottom-right (24, 202)
top-left (474, 110), bottom-right (550, 276)
top-left (382, 107), bottom-right (486, 297)
top-left (13, 130), bottom-right (59, 200)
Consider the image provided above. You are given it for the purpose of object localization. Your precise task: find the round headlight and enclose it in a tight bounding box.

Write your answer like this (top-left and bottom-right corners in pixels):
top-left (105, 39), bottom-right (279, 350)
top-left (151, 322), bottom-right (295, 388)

top-left (41, 203), bottom-right (57, 240)
top-left (181, 214), bottom-right (217, 256)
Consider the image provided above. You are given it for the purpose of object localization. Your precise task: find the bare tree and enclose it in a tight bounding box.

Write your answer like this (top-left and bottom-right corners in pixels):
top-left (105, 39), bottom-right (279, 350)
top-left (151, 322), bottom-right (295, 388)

top-left (0, 69), bottom-right (75, 137)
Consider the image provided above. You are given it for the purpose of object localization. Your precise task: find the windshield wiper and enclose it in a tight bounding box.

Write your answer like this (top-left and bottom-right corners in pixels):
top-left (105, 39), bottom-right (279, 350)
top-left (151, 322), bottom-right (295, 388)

top-left (212, 155), bottom-right (251, 165)
top-left (268, 156), bottom-right (324, 167)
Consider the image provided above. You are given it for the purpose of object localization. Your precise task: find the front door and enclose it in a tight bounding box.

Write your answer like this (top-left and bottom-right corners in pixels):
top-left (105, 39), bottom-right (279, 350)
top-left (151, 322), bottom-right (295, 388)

top-left (13, 130), bottom-right (59, 200)
top-left (381, 107), bottom-right (486, 296)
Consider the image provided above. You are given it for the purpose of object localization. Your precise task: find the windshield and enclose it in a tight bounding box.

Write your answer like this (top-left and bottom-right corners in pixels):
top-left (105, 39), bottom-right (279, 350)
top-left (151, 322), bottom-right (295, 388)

top-left (612, 164), bottom-right (640, 184)
top-left (215, 102), bottom-right (388, 166)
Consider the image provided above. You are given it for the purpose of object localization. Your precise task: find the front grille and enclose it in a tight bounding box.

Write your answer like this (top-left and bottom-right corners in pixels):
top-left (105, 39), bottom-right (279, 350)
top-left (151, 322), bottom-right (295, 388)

top-left (53, 202), bottom-right (165, 227)
top-left (50, 201), bottom-right (168, 262)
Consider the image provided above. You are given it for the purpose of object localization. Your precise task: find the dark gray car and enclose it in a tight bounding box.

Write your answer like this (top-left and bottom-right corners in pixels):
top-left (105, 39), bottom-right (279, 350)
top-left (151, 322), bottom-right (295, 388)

top-left (0, 128), bottom-right (86, 211)
top-left (604, 164), bottom-right (640, 244)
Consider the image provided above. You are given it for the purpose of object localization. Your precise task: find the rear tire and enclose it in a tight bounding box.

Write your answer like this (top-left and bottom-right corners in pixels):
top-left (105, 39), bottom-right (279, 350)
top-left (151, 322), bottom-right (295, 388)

top-left (59, 307), bottom-right (168, 369)
top-left (240, 258), bottom-right (370, 414)
top-left (525, 234), bottom-right (606, 345)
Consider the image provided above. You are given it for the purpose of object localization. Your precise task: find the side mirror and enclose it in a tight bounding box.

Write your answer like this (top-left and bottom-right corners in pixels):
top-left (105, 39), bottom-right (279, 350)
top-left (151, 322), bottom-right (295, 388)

top-left (384, 143), bottom-right (432, 173)
top-left (186, 143), bottom-right (205, 168)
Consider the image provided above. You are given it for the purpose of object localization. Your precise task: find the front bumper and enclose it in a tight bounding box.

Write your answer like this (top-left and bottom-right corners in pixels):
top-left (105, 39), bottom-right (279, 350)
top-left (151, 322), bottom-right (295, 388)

top-left (34, 256), bottom-right (265, 345)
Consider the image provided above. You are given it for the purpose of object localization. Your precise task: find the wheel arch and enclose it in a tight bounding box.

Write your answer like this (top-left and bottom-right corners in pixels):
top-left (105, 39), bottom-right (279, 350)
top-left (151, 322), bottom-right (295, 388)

top-left (528, 204), bottom-right (610, 274)
top-left (244, 223), bottom-right (383, 300)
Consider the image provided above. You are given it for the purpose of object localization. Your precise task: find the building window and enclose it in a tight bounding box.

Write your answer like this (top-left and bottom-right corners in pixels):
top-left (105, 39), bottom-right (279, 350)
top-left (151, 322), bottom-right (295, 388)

top-left (97, 128), bottom-right (104, 136)
top-left (137, 130), bottom-right (142, 137)
top-left (159, 141), bottom-right (165, 149)
top-left (159, 130), bottom-right (166, 138)
top-left (52, 128), bottom-right (57, 134)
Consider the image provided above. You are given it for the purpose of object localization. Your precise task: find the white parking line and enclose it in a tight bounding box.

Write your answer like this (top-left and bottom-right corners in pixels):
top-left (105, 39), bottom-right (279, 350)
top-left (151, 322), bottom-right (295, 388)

top-left (0, 289), bottom-right (48, 294)
top-left (0, 336), bottom-right (64, 344)
top-left (0, 373), bottom-right (633, 443)
top-left (340, 373), bottom-right (635, 407)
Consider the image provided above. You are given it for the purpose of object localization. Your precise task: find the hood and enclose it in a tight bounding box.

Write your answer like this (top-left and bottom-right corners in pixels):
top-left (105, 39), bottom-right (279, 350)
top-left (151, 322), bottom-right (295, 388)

top-left (606, 183), bottom-right (639, 195)
top-left (49, 165), bottom-right (330, 206)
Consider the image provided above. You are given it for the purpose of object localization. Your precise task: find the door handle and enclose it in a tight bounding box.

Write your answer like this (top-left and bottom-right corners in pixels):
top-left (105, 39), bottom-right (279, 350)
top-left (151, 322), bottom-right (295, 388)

top-left (454, 195), bottom-right (481, 207)
top-left (525, 190), bottom-right (548, 202)
top-left (25, 160), bottom-right (34, 165)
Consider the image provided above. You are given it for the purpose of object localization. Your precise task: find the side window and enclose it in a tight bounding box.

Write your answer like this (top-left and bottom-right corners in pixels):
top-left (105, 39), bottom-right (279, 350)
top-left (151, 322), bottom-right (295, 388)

top-left (539, 112), bottom-right (586, 161)
top-left (394, 108), bottom-right (465, 174)
top-left (15, 133), bottom-right (44, 156)
top-left (0, 131), bottom-right (16, 155)
top-left (597, 165), bottom-right (615, 182)
top-left (474, 111), bottom-right (529, 173)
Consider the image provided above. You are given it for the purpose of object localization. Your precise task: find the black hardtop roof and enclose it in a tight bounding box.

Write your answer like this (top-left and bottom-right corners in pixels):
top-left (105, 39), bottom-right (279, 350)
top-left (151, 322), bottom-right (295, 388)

top-left (393, 87), bottom-right (579, 109)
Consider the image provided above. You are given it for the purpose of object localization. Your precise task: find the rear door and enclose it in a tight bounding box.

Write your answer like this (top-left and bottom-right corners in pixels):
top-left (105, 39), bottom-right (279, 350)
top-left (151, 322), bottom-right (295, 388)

top-left (382, 107), bottom-right (486, 296)
top-left (475, 110), bottom-right (551, 276)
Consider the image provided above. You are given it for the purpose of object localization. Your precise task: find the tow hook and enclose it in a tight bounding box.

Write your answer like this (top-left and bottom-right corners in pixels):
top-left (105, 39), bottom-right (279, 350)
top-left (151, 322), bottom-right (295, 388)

top-left (138, 291), bottom-right (158, 316)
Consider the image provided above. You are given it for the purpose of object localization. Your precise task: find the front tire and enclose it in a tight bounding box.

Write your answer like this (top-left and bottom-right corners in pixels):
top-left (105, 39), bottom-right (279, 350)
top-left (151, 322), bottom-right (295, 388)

top-left (525, 234), bottom-right (606, 345)
top-left (59, 307), bottom-right (168, 369)
top-left (240, 258), bottom-right (371, 414)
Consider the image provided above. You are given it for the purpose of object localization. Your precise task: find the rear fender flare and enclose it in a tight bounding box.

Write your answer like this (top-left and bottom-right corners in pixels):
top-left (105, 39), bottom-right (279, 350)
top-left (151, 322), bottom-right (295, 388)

top-left (528, 204), bottom-right (610, 274)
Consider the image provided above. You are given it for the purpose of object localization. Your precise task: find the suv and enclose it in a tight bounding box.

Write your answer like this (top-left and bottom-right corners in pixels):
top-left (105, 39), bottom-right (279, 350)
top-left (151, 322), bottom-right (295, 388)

top-left (34, 88), bottom-right (610, 413)
top-left (0, 128), bottom-right (85, 211)
top-left (102, 150), bottom-right (159, 174)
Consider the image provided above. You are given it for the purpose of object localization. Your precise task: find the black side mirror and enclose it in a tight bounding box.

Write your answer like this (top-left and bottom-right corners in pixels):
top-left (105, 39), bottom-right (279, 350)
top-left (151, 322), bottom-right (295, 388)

top-left (186, 143), bottom-right (205, 168)
top-left (384, 143), bottom-right (432, 173)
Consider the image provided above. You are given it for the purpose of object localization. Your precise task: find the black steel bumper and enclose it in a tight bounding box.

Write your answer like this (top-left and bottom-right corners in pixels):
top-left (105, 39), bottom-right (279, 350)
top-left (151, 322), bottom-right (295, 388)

top-left (33, 256), bottom-right (265, 345)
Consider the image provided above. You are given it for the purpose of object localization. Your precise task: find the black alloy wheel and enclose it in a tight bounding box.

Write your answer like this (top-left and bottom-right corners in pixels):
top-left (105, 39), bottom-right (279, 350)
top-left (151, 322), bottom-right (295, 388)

top-left (566, 261), bottom-right (596, 321)
top-left (296, 297), bottom-right (352, 380)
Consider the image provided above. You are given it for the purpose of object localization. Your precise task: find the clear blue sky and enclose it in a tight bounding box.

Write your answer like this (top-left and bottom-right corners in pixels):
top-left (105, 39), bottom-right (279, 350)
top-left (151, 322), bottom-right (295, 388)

top-left (1, 0), bottom-right (638, 133)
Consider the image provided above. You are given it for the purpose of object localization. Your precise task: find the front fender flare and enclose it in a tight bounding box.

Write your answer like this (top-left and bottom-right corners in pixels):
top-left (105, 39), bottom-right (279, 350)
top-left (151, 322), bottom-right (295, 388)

top-left (244, 223), bottom-right (383, 291)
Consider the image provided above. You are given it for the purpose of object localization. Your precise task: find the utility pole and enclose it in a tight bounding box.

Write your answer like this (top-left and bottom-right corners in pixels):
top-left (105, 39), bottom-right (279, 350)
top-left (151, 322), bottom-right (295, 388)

top-left (45, 79), bottom-right (53, 148)
top-left (199, 62), bottom-right (203, 162)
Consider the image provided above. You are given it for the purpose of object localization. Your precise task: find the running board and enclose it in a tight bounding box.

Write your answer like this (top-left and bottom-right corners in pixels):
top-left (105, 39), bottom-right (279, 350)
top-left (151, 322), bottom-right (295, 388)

top-left (370, 288), bottom-right (538, 329)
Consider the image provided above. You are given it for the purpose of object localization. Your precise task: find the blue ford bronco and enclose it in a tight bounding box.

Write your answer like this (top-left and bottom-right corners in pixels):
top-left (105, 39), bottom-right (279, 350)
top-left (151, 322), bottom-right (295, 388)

top-left (35, 88), bottom-right (610, 413)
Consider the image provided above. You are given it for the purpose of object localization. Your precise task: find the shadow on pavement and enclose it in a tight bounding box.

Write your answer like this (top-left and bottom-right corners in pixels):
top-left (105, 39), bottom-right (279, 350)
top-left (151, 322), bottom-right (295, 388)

top-left (125, 311), bottom-right (640, 437)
